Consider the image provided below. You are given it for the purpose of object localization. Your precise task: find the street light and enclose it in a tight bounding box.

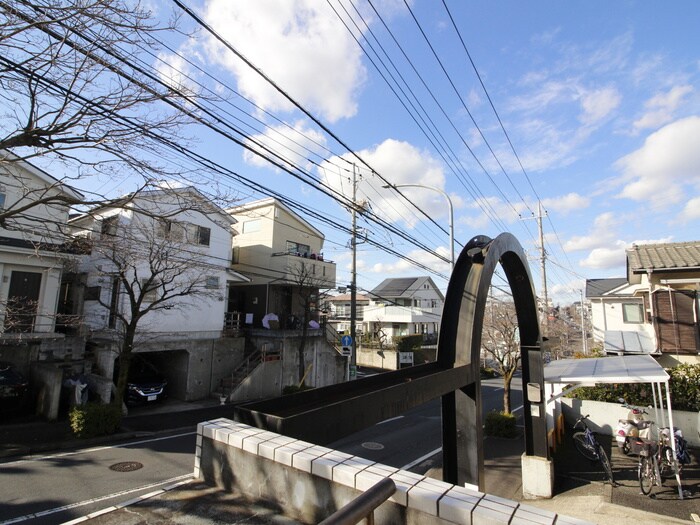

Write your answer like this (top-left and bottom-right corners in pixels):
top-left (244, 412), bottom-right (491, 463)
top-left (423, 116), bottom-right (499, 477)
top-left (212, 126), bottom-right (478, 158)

top-left (382, 183), bottom-right (454, 271)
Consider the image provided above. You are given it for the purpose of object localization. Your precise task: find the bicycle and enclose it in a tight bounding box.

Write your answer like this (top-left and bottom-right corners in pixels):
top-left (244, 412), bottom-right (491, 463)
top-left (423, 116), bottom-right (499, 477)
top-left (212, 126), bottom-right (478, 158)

top-left (572, 414), bottom-right (614, 484)
top-left (637, 426), bottom-right (685, 496)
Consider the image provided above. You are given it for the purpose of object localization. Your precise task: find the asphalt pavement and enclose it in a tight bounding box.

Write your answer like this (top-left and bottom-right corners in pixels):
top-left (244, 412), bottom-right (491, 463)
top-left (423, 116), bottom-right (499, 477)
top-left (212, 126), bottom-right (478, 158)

top-left (1, 398), bottom-right (698, 524)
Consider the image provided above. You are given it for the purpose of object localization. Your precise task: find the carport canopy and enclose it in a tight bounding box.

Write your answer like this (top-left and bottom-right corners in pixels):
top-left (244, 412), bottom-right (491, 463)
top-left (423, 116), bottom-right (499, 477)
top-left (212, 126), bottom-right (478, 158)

top-left (544, 354), bottom-right (669, 385)
top-left (544, 353), bottom-right (684, 498)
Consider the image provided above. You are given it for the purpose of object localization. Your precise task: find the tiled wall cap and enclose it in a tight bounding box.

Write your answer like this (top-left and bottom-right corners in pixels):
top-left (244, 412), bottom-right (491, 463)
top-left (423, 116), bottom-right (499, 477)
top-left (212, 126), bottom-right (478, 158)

top-left (407, 478), bottom-right (451, 516)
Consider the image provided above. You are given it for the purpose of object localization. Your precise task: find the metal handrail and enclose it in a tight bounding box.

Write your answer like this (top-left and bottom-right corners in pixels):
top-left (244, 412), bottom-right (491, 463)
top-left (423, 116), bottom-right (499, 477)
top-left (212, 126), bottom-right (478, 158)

top-left (318, 477), bottom-right (396, 525)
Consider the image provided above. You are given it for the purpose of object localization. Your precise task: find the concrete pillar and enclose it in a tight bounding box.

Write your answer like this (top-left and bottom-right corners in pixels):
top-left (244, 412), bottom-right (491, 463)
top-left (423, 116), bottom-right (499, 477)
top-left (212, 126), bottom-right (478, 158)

top-left (521, 453), bottom-right (554, 499)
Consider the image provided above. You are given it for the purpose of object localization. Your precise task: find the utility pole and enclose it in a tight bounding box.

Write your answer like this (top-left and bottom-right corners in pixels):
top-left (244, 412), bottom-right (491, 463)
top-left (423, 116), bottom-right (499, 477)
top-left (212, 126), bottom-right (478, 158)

top-left (580, 289), bottom-right (588, 355)
top-left (350, 164), bottom-right (358, 380)
top-left (537, 202), bottom-right (549, 333)
top-left (521, 202), bottom-right (549, 335)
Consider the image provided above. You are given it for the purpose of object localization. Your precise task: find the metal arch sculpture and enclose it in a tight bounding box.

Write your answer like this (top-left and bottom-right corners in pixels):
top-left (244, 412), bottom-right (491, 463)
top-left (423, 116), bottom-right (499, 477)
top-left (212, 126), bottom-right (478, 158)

top-left (235, 233), bottom-right (548, 489)
top-left (438, 233), bottom-right (548, 486)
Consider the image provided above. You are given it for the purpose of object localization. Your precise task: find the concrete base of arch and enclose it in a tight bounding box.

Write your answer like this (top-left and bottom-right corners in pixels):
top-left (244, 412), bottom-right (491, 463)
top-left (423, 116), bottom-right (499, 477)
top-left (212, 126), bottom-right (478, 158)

top-left (521, 453), bottom-right (554, 499)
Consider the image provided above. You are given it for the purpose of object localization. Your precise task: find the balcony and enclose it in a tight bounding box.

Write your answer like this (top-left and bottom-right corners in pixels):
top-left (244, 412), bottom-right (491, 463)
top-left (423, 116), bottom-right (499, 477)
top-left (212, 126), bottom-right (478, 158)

top-left (362, 304), bottom-right (442, 323)
top-left (276, 252), bottom-right (336, 288)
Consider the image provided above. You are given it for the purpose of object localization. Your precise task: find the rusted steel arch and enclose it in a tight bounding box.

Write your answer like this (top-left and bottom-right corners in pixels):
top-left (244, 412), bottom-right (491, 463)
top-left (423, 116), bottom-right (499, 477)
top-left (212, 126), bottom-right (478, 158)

top-left (438, 233), bottom-right (548, 487)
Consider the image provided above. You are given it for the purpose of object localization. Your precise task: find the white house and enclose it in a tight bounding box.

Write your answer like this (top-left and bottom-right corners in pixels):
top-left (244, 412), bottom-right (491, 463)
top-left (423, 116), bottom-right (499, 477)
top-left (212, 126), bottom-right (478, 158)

top-left (0, 151), bottom-right (83, 338)
top-left (68, 186), bottom-right (250, 401)
top-left (585, 278), bottom-right (654, 355)
top-left (363, 276), bottom-right (443, 343)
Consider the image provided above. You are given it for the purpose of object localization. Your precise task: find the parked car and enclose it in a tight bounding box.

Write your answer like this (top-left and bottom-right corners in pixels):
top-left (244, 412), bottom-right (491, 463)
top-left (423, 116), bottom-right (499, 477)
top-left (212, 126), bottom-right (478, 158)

top-left (116, 356), bottom-right (168, 406)
top-left (0, 361), bottom-right (30, 412)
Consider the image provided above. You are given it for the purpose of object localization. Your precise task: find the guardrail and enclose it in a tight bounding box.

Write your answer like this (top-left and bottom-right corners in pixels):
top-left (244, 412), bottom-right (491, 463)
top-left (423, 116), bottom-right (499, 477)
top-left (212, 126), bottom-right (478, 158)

top-left (318, 477), bottom-right (396, 525)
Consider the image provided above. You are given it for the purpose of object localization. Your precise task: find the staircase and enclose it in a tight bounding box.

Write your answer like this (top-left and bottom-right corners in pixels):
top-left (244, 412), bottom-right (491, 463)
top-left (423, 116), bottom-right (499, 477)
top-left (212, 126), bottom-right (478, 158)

top-left (217, 349), bottom-right (262, 402)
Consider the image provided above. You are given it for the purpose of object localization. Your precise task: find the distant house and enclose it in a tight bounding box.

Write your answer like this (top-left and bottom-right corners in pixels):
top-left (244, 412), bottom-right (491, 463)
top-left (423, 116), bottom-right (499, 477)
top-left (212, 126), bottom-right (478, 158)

top-left (586, 240), bottom-right (700, 363)
top-left (325, 293), bottom-right (371, 335)
top-left (363, 276), bottom-right (443, 343)
top-left (227, 198), bottom-right (337, 328)
top-left (0, 151), bottom-right (83, 340)
top-left (585, 278), bottom-right (654, 355)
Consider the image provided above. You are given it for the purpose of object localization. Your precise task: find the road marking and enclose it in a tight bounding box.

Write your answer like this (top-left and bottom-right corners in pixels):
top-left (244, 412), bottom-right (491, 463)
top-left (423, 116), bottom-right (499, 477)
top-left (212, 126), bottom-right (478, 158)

top-left (402, 447), bottom-right (442, 470)
top-left (0, 431), bottom-right (195, 466)
top-left (0, 474), bottom-right (192, 525)
top-left (377, 416), bottom-right (404, 425)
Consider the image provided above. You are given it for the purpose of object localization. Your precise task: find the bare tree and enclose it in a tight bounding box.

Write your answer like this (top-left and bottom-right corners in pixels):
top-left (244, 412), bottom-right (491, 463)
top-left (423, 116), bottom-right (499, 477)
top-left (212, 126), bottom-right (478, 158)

top-left (73, 187), bottom-right (231, 408)
top-left (287, 260), bottom-right (331, 385)
top-left (0, 0), bottom-right (196, 224)
top-left (482, 299), bottom-right (520, 414)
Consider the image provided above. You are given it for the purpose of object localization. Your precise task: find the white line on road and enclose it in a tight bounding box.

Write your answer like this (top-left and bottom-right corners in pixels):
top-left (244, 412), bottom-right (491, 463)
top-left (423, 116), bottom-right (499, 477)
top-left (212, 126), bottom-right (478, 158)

top-left (401, 447), bottom-right (442, 470)
top-left (0, 474), bottom-right (193, 525)
top-left (377, 416), bottom-right (404, 425)
top-left (0, 431), bottom-right (195, 466)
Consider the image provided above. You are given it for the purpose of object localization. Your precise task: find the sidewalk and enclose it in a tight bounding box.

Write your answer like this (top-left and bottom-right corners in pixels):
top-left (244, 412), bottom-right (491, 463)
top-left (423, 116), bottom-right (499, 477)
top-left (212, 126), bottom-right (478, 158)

top-left (1, 400), bottom-right (698, 524)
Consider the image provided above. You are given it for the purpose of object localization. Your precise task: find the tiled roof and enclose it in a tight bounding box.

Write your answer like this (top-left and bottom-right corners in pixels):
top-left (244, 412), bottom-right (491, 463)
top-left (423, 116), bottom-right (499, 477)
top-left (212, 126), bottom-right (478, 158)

top-left (585, 278), bottom-right (628, 298)
top-left (627, 241), bottom-right (700, 272)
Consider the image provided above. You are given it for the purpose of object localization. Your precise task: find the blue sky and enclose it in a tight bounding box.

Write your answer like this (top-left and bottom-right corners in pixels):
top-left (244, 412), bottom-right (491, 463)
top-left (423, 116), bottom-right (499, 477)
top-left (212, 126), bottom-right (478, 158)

top-left (104, 1), bottom-right (700, 304)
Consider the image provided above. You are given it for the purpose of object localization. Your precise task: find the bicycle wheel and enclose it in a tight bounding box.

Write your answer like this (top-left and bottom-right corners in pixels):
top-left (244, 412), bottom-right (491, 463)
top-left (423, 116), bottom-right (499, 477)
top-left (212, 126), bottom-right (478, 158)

top-left (660, 446), bottom-right (675, 479)
top-left (573, 432), bottom-right (598, 461)
top-left (638, 456), bottom-right (654, 495)
top-left (597, 445), bottom-right (614, 484)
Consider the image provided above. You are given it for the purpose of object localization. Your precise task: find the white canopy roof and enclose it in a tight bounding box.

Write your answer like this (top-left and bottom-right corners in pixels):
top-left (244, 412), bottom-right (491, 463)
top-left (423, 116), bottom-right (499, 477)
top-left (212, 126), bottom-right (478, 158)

top-left (544, 354), bottom-right (669, 385)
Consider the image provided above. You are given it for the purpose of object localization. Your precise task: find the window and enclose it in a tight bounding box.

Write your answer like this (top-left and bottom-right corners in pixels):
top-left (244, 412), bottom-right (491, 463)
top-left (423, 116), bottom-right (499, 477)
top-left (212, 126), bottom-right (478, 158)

top-left (157, 219), bottom-right (184, 241)
top-left (205, 276), bottom-right (220, 289)
top-left (85, 286), bottom-right (101, 301)
top-left (0, 192), bottom-right (5, 209)
top-left (622, 303), bottom-right (644, 323)
top-left (101, 216), bottom-right (118, 237)
top-left (242, 219), bottom-right (261, 233)
top-left (185, 224), bottom-right (210, 246)
top-left (286, 241), bottom-right (310, 255)
top-left (141, 279), bottom-right (159, 302)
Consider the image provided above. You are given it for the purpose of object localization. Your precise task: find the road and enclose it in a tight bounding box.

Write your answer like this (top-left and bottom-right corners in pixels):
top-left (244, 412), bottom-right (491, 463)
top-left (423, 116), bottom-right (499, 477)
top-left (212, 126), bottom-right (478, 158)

top-left (0, 432), bottom-right (196, 525)
top-left (0, 373), bottom-right (521, 525)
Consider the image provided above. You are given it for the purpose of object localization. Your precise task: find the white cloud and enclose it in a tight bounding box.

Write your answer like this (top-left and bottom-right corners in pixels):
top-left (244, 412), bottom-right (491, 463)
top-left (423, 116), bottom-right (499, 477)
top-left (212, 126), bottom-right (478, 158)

top-left (541, 193), bottom-right (590, 215)
top-left (319, 139), bottom-right (458, 228)
top-left (370, 246), bottom-right (450, 276)
top-left (564, 212), bottom-right (618, 252)
top-left (202, 0), bottom-right (366, 122)
top-left (579, 242), bottom-right (628, 270)
top-left (632, 85), bottom-right (694, 133)
top-left (615, 116), bottom-right (700, 204)
top-left (678, 196), bottom-right (700, 222)
top-left (155, 51), bottom-right (198, 96)
top-left (242, 120), bottom-right (328, 172)
top-left (579, 86), bottom-right (621, 125)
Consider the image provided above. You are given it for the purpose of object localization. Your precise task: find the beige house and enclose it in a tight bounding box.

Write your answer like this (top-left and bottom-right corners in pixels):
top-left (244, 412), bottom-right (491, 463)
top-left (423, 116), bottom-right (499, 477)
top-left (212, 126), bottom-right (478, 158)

top-left (586, 241), bottom-right (700, 366)
top-left (227, 198), bottom-right (336, 329)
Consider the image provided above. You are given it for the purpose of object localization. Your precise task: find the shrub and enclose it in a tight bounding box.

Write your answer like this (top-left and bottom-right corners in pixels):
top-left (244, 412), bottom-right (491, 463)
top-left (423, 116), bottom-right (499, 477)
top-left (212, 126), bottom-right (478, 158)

top-left (566, 363), bottom-right (700, 412)
top-left (69, 403), bottom-right (122, 438)
top-left (484, 410), bottom-right (518, 438)
top-left (395, 335), bottom-right (423, 353)
top-left (480, 366), bottom-right (499, 379)
top-left (282, 384), bottom-right (313, 395)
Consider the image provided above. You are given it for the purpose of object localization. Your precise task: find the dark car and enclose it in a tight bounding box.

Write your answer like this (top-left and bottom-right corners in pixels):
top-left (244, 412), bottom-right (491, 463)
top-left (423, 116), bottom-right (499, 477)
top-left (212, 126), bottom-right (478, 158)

top-left (0, 361), bottom-right (30, 412)
top-left (118, 356), bottom-right (168, 406)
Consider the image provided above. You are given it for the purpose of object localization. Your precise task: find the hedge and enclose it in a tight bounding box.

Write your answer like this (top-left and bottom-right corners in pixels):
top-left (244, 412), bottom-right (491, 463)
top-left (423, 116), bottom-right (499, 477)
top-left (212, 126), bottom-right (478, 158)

top-left (567, 363), bottom-right (700, 412)
top-left (69, 403), bottom-right (122, 438)
top-left (484, 410), bottom-right (518, 438)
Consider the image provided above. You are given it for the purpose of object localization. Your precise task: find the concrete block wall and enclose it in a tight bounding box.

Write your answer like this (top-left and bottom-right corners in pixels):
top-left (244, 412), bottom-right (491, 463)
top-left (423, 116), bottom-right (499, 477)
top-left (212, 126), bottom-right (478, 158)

top-left (194, 418), bottom-right (592, 525)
